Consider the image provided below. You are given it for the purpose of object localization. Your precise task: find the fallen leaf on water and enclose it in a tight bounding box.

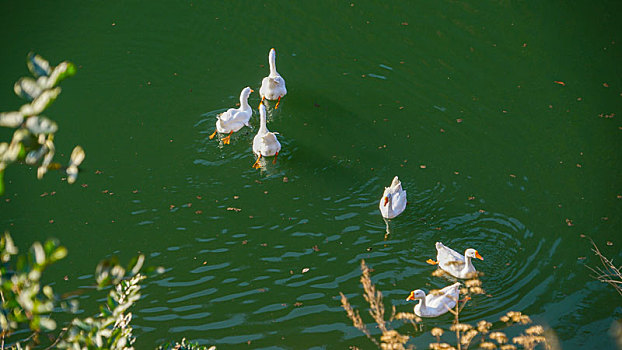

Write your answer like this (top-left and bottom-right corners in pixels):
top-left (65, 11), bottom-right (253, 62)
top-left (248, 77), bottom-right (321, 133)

top-left (302, 268), bottom-right (310, 273)
top-left (554, 81), bottom-right (565, 86)
top-left (227, 207), bottom-right (241, 212)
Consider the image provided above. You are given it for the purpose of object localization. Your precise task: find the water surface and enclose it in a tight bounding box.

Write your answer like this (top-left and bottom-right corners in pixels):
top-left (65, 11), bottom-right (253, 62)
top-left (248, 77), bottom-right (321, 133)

top-left (1, 1), bottom-right (620, 349)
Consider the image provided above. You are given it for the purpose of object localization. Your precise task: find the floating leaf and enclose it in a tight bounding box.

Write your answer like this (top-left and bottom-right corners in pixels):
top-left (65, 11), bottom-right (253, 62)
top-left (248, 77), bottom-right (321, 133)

top-left (14, 77), bottom-right (44, 101)
top-left (25, 116), bottom-right (58, 134)
top-left (20, 87), bottom-right (61, 116)
top-left (0, 112), bottom-right (24, 128)
top-left (27, 52), bottom-right (51, 78)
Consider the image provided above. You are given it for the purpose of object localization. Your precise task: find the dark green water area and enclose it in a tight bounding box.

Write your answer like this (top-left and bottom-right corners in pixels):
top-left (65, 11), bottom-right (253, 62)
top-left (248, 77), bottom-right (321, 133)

top-left (1, 1), bottom-right (620, 348)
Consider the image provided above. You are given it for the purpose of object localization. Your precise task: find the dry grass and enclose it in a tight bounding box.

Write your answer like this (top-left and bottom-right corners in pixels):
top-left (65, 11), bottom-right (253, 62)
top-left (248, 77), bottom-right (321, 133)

top-left (340, 260), bottom-right (417, 349)
top-left (586, 239), bottom-right (622, 296)
top-left (340, 259), bottom-right (553, 350)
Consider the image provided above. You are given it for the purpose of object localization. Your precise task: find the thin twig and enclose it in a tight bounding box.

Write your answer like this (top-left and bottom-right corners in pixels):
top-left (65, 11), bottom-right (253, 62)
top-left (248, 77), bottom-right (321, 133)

top-left (586, 239), bottom-right (622, 296)
top-left (45, 326), bottom-right (68, 350)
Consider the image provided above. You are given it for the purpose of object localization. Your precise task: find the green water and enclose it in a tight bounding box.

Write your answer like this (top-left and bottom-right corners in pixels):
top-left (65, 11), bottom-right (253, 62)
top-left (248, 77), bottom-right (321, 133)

top-left (1, 1), bottom-right (621, 349)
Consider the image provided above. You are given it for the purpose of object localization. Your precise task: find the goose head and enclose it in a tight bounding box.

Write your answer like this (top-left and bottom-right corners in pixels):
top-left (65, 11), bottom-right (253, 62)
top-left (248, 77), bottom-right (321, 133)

top-left (241, 86), bottom-right (253, 100)
top-left (465, 248), bottom-right (484, 261)
top-left (406, 289), bottom-right (426, 301)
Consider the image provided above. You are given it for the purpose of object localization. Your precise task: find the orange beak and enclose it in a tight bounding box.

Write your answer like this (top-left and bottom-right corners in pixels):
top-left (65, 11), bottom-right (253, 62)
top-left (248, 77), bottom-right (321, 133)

top-left (475, 251), bottom-right (484, 260)
top-left (383, 197), bottom-right (389, 206)
top-left (406, 291), bottom-right (415, 301)
top-left (250, 89), bottom-right (254, 92)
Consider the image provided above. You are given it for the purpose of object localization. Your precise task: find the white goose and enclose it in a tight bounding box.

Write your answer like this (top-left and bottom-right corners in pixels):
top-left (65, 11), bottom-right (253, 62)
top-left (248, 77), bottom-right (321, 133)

top-left (427, 242), bottom-right (484, 279)
top-left (252, 102), bottom-right (281, 168)
top-left (259, 48), bottom-right (287, 109)
top-left (406, 282), bottom-right (461, 317)
top-left (209, 87), bottom-right (253, 144)
top-left (379, 176), bottom-right (407, 219)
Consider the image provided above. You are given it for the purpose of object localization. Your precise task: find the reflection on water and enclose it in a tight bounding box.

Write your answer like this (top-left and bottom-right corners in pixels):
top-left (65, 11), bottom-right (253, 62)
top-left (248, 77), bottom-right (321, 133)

top-left (136, 170), bottom-right (556, 347)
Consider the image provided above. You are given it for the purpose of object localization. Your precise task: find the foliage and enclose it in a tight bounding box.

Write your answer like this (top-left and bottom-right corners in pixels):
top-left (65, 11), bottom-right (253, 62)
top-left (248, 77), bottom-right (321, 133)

top-left (0, 232), bottom-right (67, 342)
top-left (54, 255), bottom-right (163, 350)
top-left (156, 338), bottom-right (216, 350)
top-left (340, 260), bottom-right (552, 350)
top-left (0, 52), bottom-right (84, 196)
top-left (0, 232), bottom-right (165, 349)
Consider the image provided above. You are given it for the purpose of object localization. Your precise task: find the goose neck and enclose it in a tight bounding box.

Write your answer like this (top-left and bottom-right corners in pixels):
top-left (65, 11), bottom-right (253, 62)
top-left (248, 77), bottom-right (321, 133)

top-left (239, 94), bottom-right (251, 111)
top-left (269, 54), bottom-right (278, 77)
top-left (417, 297), bottom-right (427, 311)
top-left (258, 109), bottom-right (268, 134)
top-left (462, 255), bottom-right (474, 274)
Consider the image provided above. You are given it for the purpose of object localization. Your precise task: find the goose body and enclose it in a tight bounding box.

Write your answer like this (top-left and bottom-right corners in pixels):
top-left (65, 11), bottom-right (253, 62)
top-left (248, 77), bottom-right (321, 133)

top-left (406, 282), bottom-right (461, 317)
top-left (428, 242), bottom-right (484, 279)
top-left (379, 176), bottom-right (407, 219)
top-left (259, 48), bottom-right (287, 108)
top-left (209, 87), bottom-right (253, 144)
top-left (252, 103), bottom-right (281, 168)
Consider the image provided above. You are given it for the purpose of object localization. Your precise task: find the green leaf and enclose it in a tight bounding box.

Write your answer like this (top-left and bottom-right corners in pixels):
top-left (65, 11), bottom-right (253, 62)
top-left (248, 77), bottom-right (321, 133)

top-left (46, 61), bottom-right (77, 88)
top-left (50, 246), bottom-right (68, 262)
top-left (0, 111), bottom-right (24, 127)
top-left (27, 52), bottom-right (52, 78)
top-left (127, 255), bottom-right (144, 276)
top-left (19, 87), bottom-right (61, 117)
top-left (14, 77), bottom-right (43, 101)
top-left (24, 115), bottom-right (58, 134)
top-left (69, 145), bottom-right (86, 167)
top-left (39, 317), bottom-right (56, 331)
top-left (32, 241), bottom-right (45, 266)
